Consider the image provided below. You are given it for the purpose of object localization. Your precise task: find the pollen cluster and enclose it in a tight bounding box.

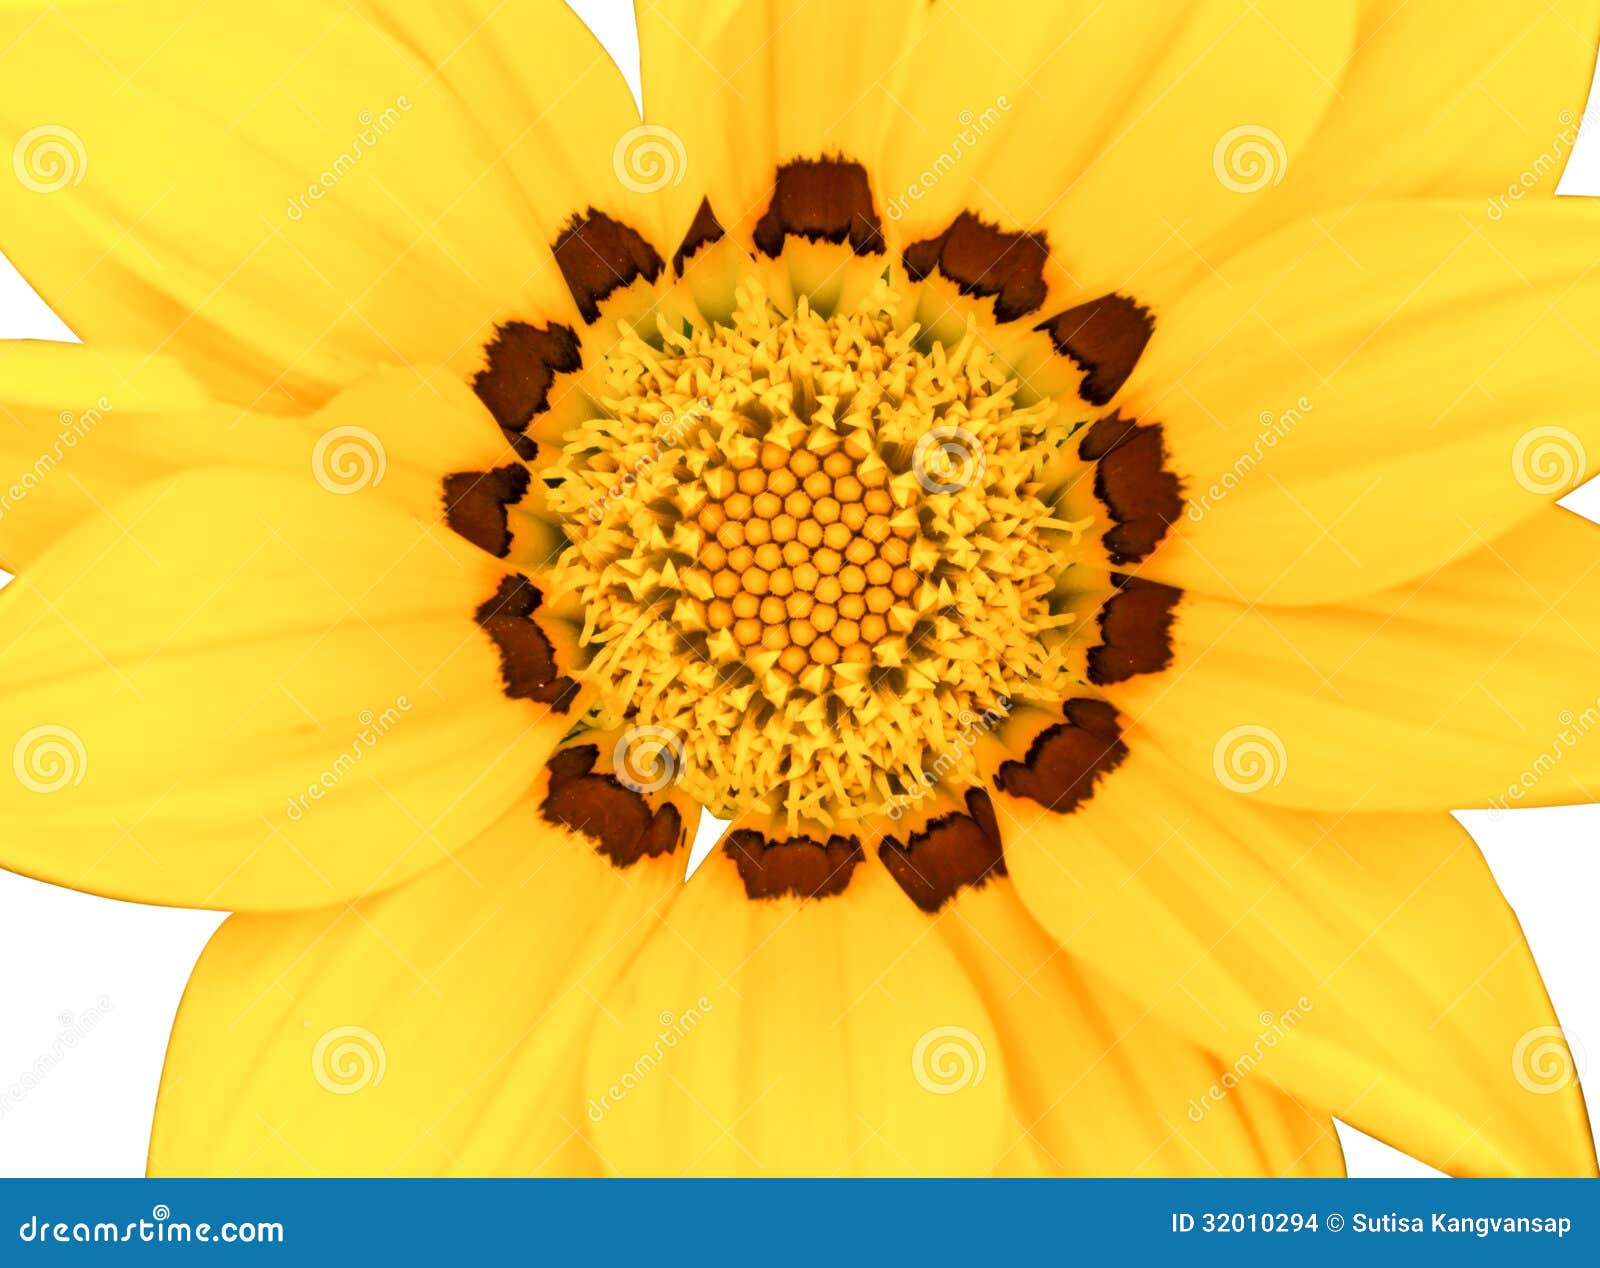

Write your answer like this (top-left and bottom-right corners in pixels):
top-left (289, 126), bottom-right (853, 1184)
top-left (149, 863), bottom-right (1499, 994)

top-left (546, 280), bottom-right (1089, 830)
top-left (691, 431), bottom-right (929, 692)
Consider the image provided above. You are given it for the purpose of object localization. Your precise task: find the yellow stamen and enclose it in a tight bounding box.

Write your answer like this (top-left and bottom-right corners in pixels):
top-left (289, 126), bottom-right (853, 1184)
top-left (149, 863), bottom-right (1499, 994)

top-left (546, 279), bottom-right (1089, 831)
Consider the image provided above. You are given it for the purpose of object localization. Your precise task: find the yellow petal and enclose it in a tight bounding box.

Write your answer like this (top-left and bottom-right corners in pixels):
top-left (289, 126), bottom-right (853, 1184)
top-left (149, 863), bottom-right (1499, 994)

top-left (920, 1), bottom-right (1355, 301)
top-left (0, 350), bottom-right (518, 571)
top-left (1130, 199), bottom-right (1600, 603)
top-left (0, 467), bottom-right (565, 910)
top-left (354, 1), bottom-right (678, 306)
top-left (294, 368), bottom-right (525, 532)
top-left (0, 342), bottom-right (207, 570)
top-left (584, 853), bottom-right (1013, 1175)
top-left (1204, 1), bottom-right (1600, 267)
top-left (1113, 508), bottom-right (1600, 812)
top-left (874, 0), bottom-right (1196, 243)
top-left (0, 0), bottom-right (620, 408)
top-left (357, 2), bottom-right (652, 218)
top-left (636, 0), bottom-right (931, 247)
top-left (940, 881), bottom-right (1344, 1176)
top-left (1000, 747), bottom-right (1597, 1176)
top-left (640, 1), bottom-right (1356, 315)
top-left (150, 801), bottom-right (677, 1175)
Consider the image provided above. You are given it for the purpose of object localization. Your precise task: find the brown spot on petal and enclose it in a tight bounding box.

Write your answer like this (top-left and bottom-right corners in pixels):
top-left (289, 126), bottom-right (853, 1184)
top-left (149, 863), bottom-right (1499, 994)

top-left (473, 574), bottom-right (580, 711)
top-left (996, 698), bottom-right (1128, 814)
top-left (472, 321), bottom-right (582, 459)
top-left (442, 463), bottom-right (530, 558)
top-left (903, 211), bottom-right (1050, 322)
top-left (553, 209), bottom-right (665, 323)
top-left (639, 802), bottom-right (685, 858)
top-left (1079, 413), bottom-right (1183, 565)
top-left (725, 828), bottom-right (862, 900)
top-left (673, 196), bottom-right (725, 276)
top-left (1038, 294), bottom-right (1154, 406)
top-left (880, 789), bottom-right (1005, 913)
top-left (753, 159), bottom-right (884, 257)
top-left (542, 744), bottom-right (684, 867)
top-left (1087, 575), bottom-right (1180, 686)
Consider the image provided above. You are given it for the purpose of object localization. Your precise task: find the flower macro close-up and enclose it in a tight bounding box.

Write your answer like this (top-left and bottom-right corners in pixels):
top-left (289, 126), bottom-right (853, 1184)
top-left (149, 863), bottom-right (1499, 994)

top-left (1, 0), bottom-right (1599, 1181)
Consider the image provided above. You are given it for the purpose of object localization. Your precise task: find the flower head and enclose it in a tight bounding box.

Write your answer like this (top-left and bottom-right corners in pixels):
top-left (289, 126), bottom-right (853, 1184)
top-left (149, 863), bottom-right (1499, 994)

top-left (0, 0), bottom-right (1596, 1178)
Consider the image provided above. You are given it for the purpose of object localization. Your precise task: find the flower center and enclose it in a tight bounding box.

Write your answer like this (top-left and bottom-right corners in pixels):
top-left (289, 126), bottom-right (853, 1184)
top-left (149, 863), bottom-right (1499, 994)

top-left (546, 280), bottom-right (1091, 831)
top-left (688, 429), bottom-right (927, 688)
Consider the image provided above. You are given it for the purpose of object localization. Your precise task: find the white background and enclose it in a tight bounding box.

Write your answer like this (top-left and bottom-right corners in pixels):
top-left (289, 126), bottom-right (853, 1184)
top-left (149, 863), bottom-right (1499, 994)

top-left (1, 1), bottom-right (1598, 1178)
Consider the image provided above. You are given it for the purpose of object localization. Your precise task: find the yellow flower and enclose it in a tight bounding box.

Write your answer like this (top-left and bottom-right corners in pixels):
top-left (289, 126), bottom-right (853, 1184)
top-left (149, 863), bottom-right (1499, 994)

top-left (0, 0), bottom-right (1596, 1176)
